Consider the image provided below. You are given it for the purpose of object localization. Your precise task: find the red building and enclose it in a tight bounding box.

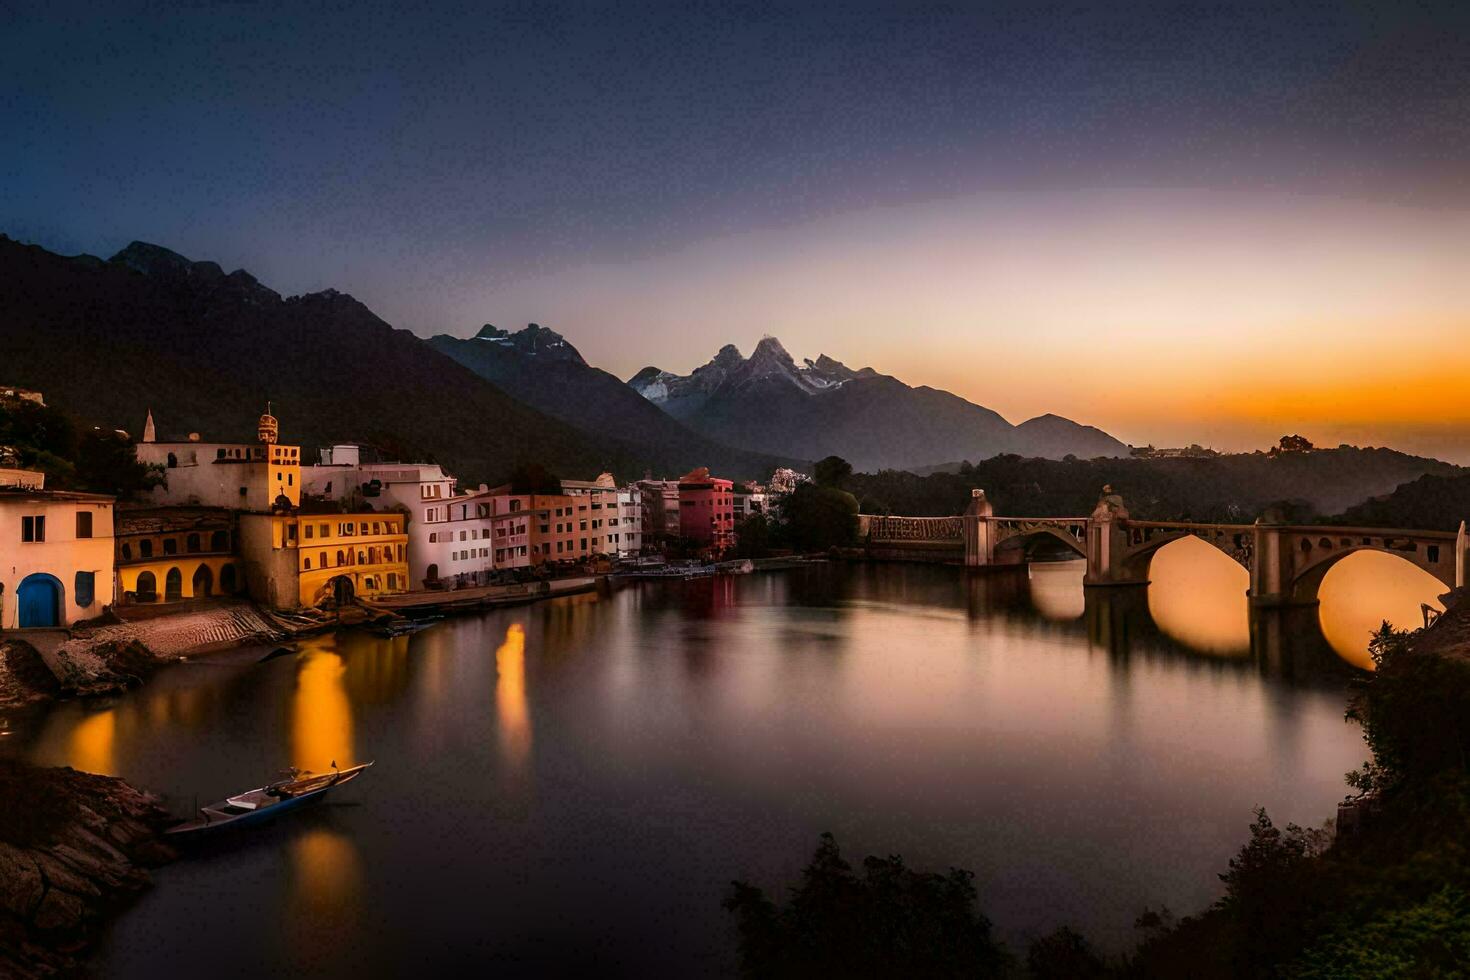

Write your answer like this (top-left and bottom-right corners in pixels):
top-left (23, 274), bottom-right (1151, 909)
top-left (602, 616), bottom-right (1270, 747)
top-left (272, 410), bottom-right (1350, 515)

top-left (677, 467), bottom-right (734, 555)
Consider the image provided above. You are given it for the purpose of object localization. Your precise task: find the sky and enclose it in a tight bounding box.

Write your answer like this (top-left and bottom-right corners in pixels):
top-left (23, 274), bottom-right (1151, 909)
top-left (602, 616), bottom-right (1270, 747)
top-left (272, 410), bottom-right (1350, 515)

top-left (3, 1), bottom-right (1468, 458)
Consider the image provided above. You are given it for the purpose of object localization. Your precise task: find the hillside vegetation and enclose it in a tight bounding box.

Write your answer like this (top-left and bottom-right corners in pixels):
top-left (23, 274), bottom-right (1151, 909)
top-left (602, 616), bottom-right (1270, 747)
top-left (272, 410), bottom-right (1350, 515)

top-left (847, 449), bottom-right (1462, 523)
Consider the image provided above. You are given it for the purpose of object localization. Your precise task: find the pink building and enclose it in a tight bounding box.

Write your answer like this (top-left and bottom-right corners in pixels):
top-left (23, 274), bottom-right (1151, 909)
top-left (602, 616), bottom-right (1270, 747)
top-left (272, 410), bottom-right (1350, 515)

top-left (677, 467), bottom-right (734, 555)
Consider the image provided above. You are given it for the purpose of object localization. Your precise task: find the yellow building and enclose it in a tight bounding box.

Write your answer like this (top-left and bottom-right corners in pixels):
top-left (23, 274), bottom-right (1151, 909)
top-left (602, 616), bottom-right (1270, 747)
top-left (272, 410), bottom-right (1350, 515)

top-left (114, 508), bottom-right (242, 604)
top-left (1, 473), bottom-right (115, 628)
top-left (239, 511), bottom-right (409, 610)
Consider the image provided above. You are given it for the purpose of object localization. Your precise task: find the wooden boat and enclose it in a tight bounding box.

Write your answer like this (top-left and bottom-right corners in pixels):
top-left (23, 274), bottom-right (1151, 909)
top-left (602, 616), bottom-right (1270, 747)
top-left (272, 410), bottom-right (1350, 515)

top-left (165, 762), bottom-right (373, 839)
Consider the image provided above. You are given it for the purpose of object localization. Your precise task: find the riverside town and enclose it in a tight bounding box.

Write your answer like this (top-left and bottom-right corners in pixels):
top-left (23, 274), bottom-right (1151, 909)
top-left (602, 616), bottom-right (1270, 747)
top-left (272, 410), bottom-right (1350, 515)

top-left (6, 2), bottom-right (1470, 976)
top-left (0, 398), bottom-right (777, 631)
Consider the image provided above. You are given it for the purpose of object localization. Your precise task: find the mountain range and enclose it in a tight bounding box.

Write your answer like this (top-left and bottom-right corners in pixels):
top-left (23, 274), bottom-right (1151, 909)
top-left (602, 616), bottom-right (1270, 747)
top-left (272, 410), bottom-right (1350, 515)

top-left (628, 337), bottom-right (1130, 472)
top-left (0, 236), bottom-right (773, 485)
top-left (427, 324), bottom-right (780, 476)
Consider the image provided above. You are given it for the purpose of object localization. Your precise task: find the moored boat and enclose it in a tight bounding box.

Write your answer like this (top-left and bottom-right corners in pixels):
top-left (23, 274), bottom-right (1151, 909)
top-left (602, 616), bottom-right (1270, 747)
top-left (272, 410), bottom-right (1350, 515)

top-left (166, 762), bottom-right (374, 839)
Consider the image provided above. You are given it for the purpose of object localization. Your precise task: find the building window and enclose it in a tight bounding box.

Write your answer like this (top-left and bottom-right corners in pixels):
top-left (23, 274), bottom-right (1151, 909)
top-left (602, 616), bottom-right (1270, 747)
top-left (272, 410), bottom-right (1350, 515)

top-left (304, 557), bottom-right (312, 570)
top-left (320, 551), bottom-right (328, 567)
top-left (305, 524), bottom-right (314, 539)
top-left (75, 571), bottom-right (95, 607)
top-left (76, 511), bottom-right (93, 538)
top-left (211, 530), bottom-right (228, 551)
top-left (121, 542), bottom-right (133, 561)
top-left (163, 537), bottom-right (178, 555)
top-left (140, 539), bottom-right (153, 558)
top-left (187, 533), bottom-right (201, 553)
top-left (21, 515), bottom-right (45, 542)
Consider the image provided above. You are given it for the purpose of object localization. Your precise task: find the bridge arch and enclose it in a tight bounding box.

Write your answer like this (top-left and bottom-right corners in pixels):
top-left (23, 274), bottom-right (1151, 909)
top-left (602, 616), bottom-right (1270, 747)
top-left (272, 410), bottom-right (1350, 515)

top-left (993, 526), bottom-right (1086, 563)
top-left (1115, 526), bottom-right (1253, 583)
top-left (1290, 540), bottom-right (1453, 605)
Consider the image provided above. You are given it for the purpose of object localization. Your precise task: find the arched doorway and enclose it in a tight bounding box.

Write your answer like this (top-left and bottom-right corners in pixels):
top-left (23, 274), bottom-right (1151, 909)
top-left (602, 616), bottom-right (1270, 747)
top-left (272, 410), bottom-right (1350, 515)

top-left (192, 564), bottom-right (213, 598)
top-left (331, 576), bottom-right (355, 606)
top-left (220, 564), bottom-right (237, 594)
top-left (136, 571), bottom-right (158, 602)
top-left (17, 573), bottom-right (63, 627)
top-left (426, 563), bottom-right (439, 583)
top-left (165, 567), bottom-right (183, 602)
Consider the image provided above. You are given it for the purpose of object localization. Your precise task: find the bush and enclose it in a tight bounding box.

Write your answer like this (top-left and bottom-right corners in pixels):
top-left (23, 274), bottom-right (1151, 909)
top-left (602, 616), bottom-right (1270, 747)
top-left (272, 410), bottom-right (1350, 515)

top-left (723, 833), bottom-right (1009, 978)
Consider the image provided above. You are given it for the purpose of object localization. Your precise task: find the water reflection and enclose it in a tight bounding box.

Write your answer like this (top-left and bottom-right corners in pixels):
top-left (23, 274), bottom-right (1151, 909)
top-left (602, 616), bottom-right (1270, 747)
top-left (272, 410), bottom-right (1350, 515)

top-left (1147, 537), bottom-right (1251, 656)
top-left (1, 565), bottom-right (1378, 975)
top-left (495, 623), bottom-right (531, 768)
top-left (293, 642), bottom-right (354, 770)
top-left (286, 821), bottom-right (364, 957)
top-left (1318, 551), bottom-right (1447, 670)
top-left (1028, 562), bottom-right (1086, 620)
top-left (68, 708), bottom-right (116, 775)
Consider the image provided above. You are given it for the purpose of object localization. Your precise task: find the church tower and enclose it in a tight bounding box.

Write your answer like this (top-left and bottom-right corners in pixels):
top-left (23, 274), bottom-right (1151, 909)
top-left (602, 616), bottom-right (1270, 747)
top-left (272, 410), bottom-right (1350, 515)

top-left (142, 410), bottom-right (156, 443)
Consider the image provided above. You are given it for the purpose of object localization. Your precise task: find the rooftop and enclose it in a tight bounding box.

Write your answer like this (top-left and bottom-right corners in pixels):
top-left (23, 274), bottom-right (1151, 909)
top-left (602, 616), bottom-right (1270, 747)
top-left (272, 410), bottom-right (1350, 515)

top-left (0, 486), bottom-right (114, 504)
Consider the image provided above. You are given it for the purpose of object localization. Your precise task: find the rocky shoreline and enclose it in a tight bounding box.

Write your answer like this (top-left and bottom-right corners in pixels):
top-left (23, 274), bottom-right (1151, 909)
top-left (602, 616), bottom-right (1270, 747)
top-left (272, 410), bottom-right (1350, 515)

top-left (0, 635), bottom-right (170, 710)
top-left (0, 760), bottom-right (175, 978)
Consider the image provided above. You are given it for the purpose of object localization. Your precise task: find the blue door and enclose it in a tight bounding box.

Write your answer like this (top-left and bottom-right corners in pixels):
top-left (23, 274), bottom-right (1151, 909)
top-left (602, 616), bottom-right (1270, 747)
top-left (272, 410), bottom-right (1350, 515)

top-left (18, 574), bottom-right (62, 628)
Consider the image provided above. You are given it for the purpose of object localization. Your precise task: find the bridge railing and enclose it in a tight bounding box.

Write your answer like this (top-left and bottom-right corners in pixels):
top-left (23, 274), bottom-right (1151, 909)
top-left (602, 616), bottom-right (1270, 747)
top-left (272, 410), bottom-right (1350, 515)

top-left (862, 515), bottom-right (965, 541)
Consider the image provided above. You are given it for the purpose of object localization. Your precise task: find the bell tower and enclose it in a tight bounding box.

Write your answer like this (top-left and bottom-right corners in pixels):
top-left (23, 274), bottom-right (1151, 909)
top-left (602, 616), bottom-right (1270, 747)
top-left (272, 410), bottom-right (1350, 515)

top-left (258, 402), bottom-right (279, 445)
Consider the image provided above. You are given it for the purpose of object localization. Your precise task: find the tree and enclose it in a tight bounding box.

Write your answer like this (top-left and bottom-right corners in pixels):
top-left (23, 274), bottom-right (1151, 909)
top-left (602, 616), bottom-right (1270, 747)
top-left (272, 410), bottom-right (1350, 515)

top-left (75, 429), bottom-right (165, 499)
top-left (813, 455), bottom-right (853, 489)
top-left (506, 462), bottom-right (563, 495)
top-left (778, 483), bottom-right (858, 551)
top-left (734, 514), bottom-right (772, 559)
top-left (723, 833), bottom-right (1010, 978)
top-left (1026, 927), bottom-right (1106, 978)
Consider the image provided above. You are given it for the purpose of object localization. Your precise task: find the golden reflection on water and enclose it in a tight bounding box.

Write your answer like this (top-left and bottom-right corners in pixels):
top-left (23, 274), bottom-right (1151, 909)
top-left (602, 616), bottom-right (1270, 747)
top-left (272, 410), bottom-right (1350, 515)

top-left (1028, 562), bottom-right (1085, 620)
top-left (495, 623), bottom-right (531, 767)
top-left (293, 645), bottom-right (354, 770)
top-left (1318, 551), bottom-right (1446, 670)
top-left (67, 708), bottom-right (116, 775)
top-left (286, 824), bottom-right (362, 940)
top-left (1146, 536), bottom-right (1252, 655)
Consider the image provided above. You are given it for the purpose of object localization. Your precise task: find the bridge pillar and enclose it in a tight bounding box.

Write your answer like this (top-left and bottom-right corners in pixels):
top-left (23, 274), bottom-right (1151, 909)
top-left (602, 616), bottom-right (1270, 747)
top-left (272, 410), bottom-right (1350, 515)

top-left (1248, 519), bottom-right (1298, 606)
top-left (963, 489), bottom-right (994, 567)
top-left (1083, 487), bottom-right (1146, 587)
top-left (1458, 521), bottom-right (1468, 591)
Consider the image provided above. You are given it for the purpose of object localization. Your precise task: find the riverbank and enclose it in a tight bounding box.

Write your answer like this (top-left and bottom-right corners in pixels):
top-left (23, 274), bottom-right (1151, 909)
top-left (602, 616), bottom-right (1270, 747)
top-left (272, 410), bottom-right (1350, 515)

top-left (0, 760), bottom-right (174, 978)
top-left (0, 601), bottom-right (286, 711)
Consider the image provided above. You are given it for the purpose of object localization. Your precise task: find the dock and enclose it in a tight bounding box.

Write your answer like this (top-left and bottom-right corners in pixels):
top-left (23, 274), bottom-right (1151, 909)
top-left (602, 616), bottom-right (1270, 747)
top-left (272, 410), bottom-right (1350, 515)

top-left (365, 576), bottom-right (598, 616)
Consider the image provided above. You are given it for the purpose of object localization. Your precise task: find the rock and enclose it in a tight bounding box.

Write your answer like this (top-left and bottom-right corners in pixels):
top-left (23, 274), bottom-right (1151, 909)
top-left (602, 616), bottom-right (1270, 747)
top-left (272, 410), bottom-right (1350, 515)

top-left (30, 887), bottom-right (89, 934)
top-left (0, 844), bottom-right (44, 918)
top-left (0, 762), bottom-right (175, 973)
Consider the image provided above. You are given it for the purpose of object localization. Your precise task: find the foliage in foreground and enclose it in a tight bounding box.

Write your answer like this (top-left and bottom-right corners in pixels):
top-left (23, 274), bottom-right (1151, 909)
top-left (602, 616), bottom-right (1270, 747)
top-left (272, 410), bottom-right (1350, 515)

top-left (725, 621), bottom-right (1470, 978)
top-left (1128, 622), bottom-right (1470, 977)
top-left (723, 832), bottom-right (1010, 978)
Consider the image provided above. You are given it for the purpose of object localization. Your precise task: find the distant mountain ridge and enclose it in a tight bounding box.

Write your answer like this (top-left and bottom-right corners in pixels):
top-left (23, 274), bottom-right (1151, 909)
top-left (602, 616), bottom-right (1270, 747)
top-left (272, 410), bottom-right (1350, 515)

top-left (428, 324), bottom-right (788, 477)
top-left (628, 337), bottom-right (1130, 472)
top-left (0, 235), bottom-right (768, 485)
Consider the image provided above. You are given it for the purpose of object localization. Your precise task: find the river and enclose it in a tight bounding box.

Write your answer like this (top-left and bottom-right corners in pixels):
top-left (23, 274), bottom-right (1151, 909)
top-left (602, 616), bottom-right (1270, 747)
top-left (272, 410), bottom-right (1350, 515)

top-left (1, 554), bottom-right (1443, 975)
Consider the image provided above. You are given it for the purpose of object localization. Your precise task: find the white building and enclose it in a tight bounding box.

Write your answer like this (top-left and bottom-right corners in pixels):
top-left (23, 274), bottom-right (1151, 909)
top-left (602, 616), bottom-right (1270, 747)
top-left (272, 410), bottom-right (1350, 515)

top-left (0, 471), bottom-right (115, 628)
top-left (302, 448), bottom-right (508, 587)
top-left (612, 486), bottom-right (643, 556)
top-left (733, 484), bottom-right (768, 523)
top-left (135, 411), bottom-right (302, 512)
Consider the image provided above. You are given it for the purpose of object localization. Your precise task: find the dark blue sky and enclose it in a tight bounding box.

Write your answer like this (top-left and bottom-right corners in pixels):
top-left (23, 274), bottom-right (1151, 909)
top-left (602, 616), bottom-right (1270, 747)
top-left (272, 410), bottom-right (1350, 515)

top-left (3, 0), bottom-right (1466, 343)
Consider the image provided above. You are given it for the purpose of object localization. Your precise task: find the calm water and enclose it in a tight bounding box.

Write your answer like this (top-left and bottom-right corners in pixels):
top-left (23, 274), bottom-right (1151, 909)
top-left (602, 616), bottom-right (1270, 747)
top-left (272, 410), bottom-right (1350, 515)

top-left (2, 553), bottom-right (1442, 976)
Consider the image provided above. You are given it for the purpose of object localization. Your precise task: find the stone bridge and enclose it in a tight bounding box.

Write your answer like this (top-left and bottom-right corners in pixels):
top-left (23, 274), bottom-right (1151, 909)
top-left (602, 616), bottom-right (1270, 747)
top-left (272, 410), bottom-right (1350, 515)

top-left (858, 489), bottom-right (1469, 607)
